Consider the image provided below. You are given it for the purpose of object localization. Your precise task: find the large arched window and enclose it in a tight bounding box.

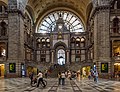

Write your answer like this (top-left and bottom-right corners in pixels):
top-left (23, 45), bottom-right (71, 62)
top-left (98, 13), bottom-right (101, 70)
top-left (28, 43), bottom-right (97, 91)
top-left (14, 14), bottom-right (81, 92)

top-left (0, 42), bottom-right (6, 58)
top-left (0, 21), bottom-right (7, 36)
top-left (41, 38), bottom-right (46, 48)
top-left (76, 37), bottom-right (80, 47)
top-left (37, 10), bottom-right (84, 33)
top-left (46, 38), bottom-right (50, 48)
top-left (0, 5), bottom-right (7, 13)
top-left (36, 38), bottom-right (40, 48)
top-left (111, 0), bottom-right (120, 9)
top-left (112, 17), bottom-right (119, 33)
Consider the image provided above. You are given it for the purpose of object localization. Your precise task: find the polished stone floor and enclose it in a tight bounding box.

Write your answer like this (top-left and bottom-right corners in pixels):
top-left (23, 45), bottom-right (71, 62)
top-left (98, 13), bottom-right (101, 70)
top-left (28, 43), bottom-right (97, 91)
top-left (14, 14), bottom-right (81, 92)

top-left (0, 77), bottom-right (120, 92)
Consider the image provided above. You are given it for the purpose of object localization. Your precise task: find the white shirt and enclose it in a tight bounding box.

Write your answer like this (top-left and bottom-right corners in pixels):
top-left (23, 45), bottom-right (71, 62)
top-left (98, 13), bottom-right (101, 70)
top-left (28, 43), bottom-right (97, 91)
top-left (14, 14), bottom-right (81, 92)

top-left (61, 73), bottom-right (65, 78)
top-left (37, 72), bottom-right (43, 79)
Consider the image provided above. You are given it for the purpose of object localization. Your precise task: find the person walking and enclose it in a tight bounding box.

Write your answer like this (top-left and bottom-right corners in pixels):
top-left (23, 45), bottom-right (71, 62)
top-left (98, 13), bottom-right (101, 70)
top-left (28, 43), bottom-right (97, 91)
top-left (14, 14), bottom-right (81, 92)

top-left (61, 72), bottom-right (66, 85)
top-left (88, 71), bottom-right (91, 80)
top-left (94, 70), bottom-right (98, 83)
top-left (29, 72), bottom-right (34, 85)
top-left (67, 70), bottom-right (71, 80)
top-left (45, 70), bottom-right (48, 78)
top-left (58, 72), bottom-right (61, 85)
top-left (37, 71), bottom-right (46, 87)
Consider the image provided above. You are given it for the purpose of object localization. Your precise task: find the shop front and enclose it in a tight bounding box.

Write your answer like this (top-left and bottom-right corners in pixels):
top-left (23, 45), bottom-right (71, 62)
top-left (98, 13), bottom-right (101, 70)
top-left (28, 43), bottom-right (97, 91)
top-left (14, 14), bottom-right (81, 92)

top-left (26, 66), bottom-right (38, 76)
top-left (82, 66), bottom-right (91, 78)
top-left (114, 63), bottom-right (120, 78)
top-left (0, 64), bottom-right (5, 77)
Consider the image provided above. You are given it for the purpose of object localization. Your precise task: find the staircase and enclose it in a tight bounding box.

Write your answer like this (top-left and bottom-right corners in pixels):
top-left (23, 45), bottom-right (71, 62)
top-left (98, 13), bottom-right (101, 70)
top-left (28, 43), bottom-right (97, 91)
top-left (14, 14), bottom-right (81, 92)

top-left (48, 64), bottom-right (67, 78)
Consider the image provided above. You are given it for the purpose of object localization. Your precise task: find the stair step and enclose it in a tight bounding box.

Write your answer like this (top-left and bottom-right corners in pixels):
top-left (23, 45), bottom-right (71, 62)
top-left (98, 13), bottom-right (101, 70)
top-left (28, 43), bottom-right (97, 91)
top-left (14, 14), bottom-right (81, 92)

top-left (48, 65), bottom-right (67, 78)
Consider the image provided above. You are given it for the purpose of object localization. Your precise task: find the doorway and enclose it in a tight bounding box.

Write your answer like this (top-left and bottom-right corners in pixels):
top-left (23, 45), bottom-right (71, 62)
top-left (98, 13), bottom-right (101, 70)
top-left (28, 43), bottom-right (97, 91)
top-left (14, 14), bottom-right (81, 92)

top-left (57, 49), bottom-right (65, 65)
top-left (0, 64), bottom-right (5, 77)
top-left (114, 63), bottom-right (120, 78)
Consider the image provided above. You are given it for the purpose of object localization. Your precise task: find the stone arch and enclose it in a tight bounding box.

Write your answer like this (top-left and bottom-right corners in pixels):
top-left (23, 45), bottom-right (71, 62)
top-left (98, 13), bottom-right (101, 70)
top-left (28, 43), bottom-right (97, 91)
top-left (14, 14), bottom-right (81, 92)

top-left (36, 37), bottom-right (40, 42)
top-left (0, 1), bottom-right (7, 13)
top-left (86, 2), bottom-right (93, 23)
top-left (112, 16), bottom-right (119, 33)
top-left (25, 5), bottom-right (35, 24)
top-left (54, 41), bottom-right (67, 50)
top-left (110, 0), bottom-right (120, 9)
top-left (0, 1), bottom-right (8, 6)
top-left (53, 41), bottom-right (67, 64)
top-left (46, 37), bottom-right (49, 40)
top-left (71, 37), bottom-right (75, 42)
top-left (76, 37), bottom-right (81, 40)
top-left (36, 7), bottom-right (86, 32)
top-left (81, 36), bottom-right (86, 42)
top-left (41, 38), bottom-right (45, 41)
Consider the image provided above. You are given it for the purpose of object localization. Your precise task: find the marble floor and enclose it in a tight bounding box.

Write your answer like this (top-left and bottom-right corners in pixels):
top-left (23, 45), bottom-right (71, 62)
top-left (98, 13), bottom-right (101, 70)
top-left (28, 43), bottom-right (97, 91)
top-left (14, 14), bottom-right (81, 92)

top-left (0, 77), bottom-right (120, 92)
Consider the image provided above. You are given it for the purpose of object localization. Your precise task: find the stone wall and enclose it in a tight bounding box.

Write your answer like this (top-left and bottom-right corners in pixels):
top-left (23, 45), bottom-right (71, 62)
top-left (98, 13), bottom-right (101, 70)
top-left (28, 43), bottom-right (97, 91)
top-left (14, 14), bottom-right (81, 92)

top-left (92, 0), bottom-right (111, 77)
top-left (6, 0), bottom-right (26, 77)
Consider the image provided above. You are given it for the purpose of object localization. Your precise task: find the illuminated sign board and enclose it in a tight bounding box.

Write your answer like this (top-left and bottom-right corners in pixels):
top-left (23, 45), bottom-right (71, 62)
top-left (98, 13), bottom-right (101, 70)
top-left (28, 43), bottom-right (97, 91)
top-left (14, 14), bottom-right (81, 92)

top-left (9, 63), bottom-right (16, 73)
top-left (101, 63), bottom-right (108, 73)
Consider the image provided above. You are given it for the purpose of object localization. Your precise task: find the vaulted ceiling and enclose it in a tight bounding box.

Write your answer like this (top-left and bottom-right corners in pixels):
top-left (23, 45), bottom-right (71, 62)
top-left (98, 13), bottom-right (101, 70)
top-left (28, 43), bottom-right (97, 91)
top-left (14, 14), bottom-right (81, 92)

top-left (27, 0), bottom-right (92, 27)
top-left (0, 0), bottom-right (8, 6)
top-left (0, 0), bottom-right (93, 28)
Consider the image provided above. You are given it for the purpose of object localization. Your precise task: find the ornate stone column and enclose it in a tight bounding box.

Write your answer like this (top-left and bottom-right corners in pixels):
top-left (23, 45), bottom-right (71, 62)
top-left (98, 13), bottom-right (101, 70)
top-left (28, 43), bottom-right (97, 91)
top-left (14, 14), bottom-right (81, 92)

top-left (6, 0), bottom-right (28, 77)
top-left (92, 0), bottom-right (111, 78)
top-left (51, 50), bottom-right (54, 64)
top-left (66, 50), bottom-right (70, 64)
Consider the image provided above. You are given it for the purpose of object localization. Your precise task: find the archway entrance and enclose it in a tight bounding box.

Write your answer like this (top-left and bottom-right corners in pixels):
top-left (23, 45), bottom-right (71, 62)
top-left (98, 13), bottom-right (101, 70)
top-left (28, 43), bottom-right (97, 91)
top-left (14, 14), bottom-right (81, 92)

top-left (57, 49), bottom-right (65, 65)
top-left (54, 42), bottom-right (67, 66)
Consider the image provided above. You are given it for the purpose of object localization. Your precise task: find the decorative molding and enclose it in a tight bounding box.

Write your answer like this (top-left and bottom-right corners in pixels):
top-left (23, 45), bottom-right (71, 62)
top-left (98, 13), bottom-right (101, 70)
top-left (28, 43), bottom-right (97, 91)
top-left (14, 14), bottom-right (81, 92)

top-left (7, 9), bottom-right (25, 18)
top-left (92, 0), bottom-right (111, 7)
top-left (90, 5), bottom-right (110, 21)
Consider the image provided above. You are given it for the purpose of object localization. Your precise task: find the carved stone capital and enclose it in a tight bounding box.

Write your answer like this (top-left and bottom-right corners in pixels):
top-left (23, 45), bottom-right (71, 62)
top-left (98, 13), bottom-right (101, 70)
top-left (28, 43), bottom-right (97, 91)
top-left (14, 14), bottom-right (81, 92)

top-left (92, 0), bottom-right (111, 7)
top-left (8, 0), bottom-right (28, 14)
top-left (90, 5), bottom-right (110, 20)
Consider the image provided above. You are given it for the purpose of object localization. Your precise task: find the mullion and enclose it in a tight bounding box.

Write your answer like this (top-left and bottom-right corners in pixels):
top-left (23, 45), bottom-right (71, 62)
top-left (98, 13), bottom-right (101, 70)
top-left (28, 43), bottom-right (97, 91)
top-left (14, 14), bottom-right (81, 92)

top-left (53, 13), bottom-right (57, 21)
top-left (68, 16), bottom-right (73, 22)
top-left (61, 11), bottom-right (64, 18)
top-left (63, 12), bottom-right (67, 20)
top-left (65, 13), bottom-right (69, 21)
top-left (40, 28), bottom-right (48, 31)
top-left (42, 24), bottom-right (49, 29)
top-left (71, 18), bottom-right (77, 24)
top-left (44, 19), bottom-right (51, 25)
top-left (74, 28), bottom-right (83, 30)
top-left (48, 16), bottom-right (54, 24)
top-left (72, 23), bottom-right (81, 28)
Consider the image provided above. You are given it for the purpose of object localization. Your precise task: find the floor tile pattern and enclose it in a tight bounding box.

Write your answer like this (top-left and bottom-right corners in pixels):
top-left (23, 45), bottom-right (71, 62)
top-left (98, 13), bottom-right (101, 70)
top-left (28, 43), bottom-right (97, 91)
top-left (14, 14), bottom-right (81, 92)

top-left (0, 78), bottom-right (120, 92)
